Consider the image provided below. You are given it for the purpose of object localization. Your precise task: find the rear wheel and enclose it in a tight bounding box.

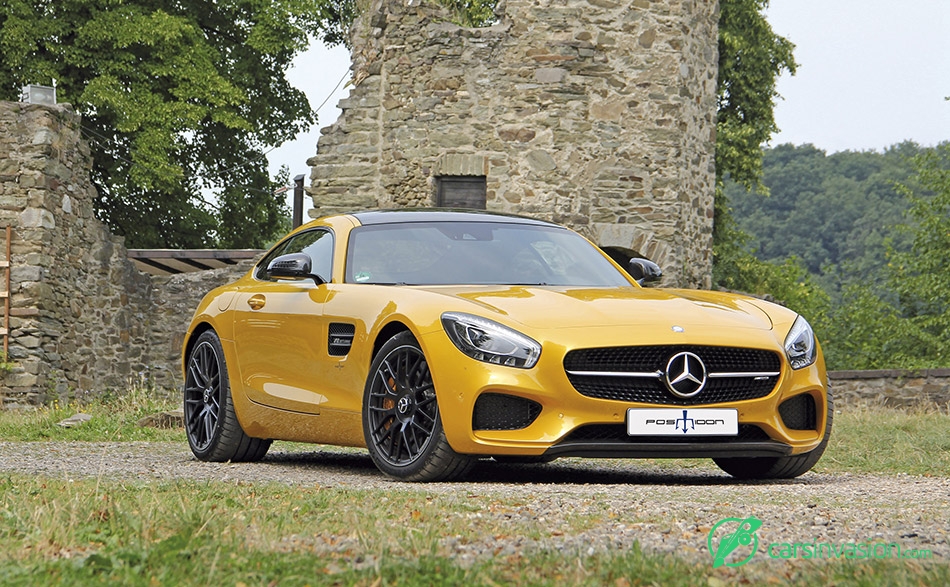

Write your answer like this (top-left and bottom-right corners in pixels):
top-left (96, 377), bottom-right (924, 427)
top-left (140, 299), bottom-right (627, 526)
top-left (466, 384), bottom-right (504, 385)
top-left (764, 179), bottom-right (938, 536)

top-left (714, 387), bottom-right (833, 480)
top-left (363, 331), bottom-right (473, 481)
top-left (184, 330), bottom-right (271, 462)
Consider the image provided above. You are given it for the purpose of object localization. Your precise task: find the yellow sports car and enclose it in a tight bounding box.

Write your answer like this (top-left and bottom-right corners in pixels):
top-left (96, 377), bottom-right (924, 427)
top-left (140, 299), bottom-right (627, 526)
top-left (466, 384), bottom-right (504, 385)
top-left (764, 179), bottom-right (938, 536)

top-left (183, 210), bottom-right (831, 481)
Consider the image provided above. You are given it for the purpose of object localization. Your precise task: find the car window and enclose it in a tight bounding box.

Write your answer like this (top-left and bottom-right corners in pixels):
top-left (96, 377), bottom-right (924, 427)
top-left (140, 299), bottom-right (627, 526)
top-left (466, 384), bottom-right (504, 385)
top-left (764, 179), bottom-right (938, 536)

top-left (255, 229), bottom-right (333, 282)
top-left (345, 222), bottom-right (631, 287)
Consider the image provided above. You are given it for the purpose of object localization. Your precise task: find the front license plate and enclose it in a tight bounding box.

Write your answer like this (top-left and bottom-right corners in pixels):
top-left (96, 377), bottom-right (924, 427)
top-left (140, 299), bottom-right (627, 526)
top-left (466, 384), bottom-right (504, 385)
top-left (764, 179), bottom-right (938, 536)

top-left (626, 408), bottom-right (738, 436)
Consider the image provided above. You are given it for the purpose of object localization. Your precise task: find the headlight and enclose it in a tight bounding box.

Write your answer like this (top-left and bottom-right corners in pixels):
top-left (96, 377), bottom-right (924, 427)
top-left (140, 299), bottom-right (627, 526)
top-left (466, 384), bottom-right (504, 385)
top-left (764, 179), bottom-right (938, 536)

top-left (441, 312), bottom-right (541, 369)
top-left (784, 315), bottom-right (817, 370)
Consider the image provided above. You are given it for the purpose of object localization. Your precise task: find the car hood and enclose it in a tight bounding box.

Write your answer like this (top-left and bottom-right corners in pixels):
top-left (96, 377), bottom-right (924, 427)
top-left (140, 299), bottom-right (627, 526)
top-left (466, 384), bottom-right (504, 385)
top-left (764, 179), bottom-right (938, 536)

top-left (415, 286), bottom-right (775, 332)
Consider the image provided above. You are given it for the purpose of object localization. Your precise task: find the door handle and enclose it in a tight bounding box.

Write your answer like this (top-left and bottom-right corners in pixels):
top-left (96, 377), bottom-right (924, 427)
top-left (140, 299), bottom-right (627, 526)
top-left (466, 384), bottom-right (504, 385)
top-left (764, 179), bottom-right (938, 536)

top-left (247, 294), bottom-right (266, 310)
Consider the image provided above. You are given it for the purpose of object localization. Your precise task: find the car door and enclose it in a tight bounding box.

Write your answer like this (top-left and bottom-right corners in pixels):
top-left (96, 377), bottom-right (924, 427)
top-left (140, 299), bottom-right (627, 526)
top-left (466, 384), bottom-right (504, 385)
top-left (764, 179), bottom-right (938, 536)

top-left (232, 229), bottom-right (334, 414)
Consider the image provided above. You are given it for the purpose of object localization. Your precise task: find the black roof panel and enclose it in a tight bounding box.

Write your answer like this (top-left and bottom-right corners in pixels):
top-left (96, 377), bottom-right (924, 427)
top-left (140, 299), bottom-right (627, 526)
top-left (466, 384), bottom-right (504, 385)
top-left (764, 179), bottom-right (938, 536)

top-left (351, 208), bottom-right (558, 227)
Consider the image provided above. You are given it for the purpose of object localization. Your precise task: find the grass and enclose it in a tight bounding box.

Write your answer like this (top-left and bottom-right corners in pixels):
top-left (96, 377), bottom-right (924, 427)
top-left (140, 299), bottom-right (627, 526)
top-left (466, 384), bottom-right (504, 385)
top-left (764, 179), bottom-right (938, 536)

top-left (0, 383), bottom-right (181, 442)
top-left (820, 403), bottom-right (950, 476)
top-left (0, 475), bottom-right (945, 587)
top-left (2, 386), bottom-right (949, 477)
top-left (0, 394), bottom-right (947, 584)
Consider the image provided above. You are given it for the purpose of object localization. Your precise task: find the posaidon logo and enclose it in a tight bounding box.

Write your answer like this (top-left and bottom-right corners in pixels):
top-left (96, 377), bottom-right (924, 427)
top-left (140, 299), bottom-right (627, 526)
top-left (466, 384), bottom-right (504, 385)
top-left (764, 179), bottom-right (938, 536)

top-left (708, 516), bottom-right (763, 568)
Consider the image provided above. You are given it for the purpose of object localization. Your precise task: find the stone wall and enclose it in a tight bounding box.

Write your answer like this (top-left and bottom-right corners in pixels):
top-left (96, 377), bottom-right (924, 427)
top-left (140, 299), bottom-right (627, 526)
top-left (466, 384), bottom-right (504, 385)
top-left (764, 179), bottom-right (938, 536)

top-left (0, 101), bottom-right (254, 408)
top-left (308, 0), bottom-right (719, 288)
top-left (145, 260), bottom-right (257, 387)
top-left (830, 369), bottom-right (950, 411)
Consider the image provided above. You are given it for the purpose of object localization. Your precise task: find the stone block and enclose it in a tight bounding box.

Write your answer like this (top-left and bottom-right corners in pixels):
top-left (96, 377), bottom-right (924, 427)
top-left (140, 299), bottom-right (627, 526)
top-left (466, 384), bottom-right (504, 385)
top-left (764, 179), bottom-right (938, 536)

top-left (435, 154), bottom-right (487, 176)
top-left (535, 68), bottom-right (567, 83)
top-left (15, 336), bottom-right (41, 348)
top-left (19, 207), bottom-right (55, 229)
top-left (525, 150), bottom-right (557, 172)
top-left (5, 372), bottom-right (38, 388)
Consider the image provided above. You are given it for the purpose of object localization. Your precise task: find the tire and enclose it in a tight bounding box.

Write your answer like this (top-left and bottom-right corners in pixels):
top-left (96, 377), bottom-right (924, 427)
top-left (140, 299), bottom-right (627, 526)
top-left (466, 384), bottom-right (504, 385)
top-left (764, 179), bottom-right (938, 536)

top-left (714, 386), bottom-right (834, 480)
top-left (362, 331), bottom-right (473, 481)
top-left (183, 330), bottom-right (271, 462)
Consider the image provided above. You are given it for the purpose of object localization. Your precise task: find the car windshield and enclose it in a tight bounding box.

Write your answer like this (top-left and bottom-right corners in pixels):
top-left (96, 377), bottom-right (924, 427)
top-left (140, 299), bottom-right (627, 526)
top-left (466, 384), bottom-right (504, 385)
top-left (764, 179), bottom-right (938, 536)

top-left (345, 221), bottom-right (633, 287)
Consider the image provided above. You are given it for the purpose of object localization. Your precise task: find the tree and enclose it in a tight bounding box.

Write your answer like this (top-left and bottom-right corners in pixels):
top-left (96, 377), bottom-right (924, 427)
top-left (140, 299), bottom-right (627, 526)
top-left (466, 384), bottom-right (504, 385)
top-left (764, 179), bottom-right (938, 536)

top-left (314, 0), bottom-right (496, 45)
top-left (0, 0), bottom-right (321, 248)
top-left (887, 143), bottom-right (950, 365)
top-left (716, 0), bottom-right (797, 191)
top-left (731, 142), bottom-right (950, 370)
top-left (722, 143), bottom-right (920, 298)
top-left (712, 1), bottom-right (807, 315)
top-left (436, 0), bottom-right (498, 26)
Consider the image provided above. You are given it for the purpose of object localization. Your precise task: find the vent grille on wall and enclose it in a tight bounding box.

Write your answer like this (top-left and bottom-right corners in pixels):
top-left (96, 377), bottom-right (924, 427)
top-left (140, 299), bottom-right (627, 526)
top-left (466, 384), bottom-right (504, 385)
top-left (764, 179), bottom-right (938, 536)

top-left (436, 176), bottom-right (487, 209)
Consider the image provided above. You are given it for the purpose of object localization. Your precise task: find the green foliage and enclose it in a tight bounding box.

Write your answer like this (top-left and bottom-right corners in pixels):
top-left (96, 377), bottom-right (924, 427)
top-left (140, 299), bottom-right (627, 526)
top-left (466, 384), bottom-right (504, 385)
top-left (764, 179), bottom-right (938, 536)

top-left (821, 284), bottom-right (943, 370)
top-left (316, 0), bottom-right (496, 46)
top-left (0, 381), bottom-right (180, 442)
top-left (889, 144), bottom-right (950, 358)
top-left (826, 144), bottom-right (950, 369)
top-left (711, 3), bottom-right (948, 370)
top-left (722, 143), bottom-right (950, 370)
top-left (723, 143), bottom-right (920, 296)
top-left (716, 0), bottom-right (797, 191)
top-left (437, 0), bottom-right (498, 27)
top-left (0, 0), bottom-right (318, 248)
top-left (711, 1), bottom-right (804, 323)
top-left (313, 0), bottom-right (360, 47)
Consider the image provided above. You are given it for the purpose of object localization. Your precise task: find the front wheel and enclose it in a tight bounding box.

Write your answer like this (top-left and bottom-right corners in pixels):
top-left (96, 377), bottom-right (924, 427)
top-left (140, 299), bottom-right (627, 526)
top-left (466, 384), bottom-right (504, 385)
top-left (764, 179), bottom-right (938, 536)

top-left (362, 331), bottom-right (473, 481)
top-left (714, 388), bottom-right (834, 480)
top-left (183, 330), bottom-right (271, 462)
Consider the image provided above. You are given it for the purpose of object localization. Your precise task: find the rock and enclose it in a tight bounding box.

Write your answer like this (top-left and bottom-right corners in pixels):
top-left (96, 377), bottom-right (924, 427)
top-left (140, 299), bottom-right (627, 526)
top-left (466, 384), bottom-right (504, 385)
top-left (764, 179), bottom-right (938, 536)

top-left (57, 413), bottom-right (92, 428)
top-left (137, 409), bottom-right (184, 429)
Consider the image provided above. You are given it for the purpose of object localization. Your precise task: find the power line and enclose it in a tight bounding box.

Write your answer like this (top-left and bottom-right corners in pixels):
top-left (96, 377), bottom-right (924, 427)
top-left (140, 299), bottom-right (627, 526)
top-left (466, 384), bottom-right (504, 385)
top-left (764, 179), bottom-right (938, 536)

top-left (213, 68), bottom-right (349, 178)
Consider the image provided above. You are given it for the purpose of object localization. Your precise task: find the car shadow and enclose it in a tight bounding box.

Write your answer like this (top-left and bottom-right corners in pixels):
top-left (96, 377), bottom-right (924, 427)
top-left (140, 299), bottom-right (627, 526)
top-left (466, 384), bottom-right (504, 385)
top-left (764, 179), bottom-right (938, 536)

top-left (467, 459), bottom-right (828, 486)
top-left (261, 448), bottom-right (829, 487)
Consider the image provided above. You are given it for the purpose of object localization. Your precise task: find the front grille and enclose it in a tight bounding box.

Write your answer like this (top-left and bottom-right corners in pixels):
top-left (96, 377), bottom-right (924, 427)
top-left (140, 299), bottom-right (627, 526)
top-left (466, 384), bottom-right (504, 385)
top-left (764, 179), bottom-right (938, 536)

top-left (472, 393), bottom-right (542, 431)
top-left (564, 345), bottom-right (781, 405)
top-left (560, 423), bottom-right (772, 445)
top-left (779, 394), bottom-right (817, 430)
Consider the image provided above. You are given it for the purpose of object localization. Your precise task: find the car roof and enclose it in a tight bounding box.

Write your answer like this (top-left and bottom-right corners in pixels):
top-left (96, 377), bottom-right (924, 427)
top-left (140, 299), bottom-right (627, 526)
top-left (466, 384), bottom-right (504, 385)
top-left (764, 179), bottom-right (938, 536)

top-left (350, 208), bottom-right (560, 227)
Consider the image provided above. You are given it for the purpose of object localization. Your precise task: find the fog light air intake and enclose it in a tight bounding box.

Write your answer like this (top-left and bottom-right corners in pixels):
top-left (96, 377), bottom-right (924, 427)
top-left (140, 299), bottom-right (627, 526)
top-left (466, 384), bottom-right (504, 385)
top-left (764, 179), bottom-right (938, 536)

top-left (472, 393), bottom-right (542, 431)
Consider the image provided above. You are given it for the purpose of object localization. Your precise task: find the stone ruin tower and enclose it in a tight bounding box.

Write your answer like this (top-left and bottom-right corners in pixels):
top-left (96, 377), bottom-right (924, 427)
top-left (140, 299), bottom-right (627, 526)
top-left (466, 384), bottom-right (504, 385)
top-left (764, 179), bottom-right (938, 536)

top-left (307, 0), bottom-right (718, 288)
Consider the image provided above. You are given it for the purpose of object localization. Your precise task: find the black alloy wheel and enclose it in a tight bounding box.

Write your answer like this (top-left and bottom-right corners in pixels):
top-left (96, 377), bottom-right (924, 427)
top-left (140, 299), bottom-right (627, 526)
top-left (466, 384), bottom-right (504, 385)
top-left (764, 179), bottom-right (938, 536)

top-left (184, 337), bottom-right (221, 452)
top-left (183, 330), bottom-right (270, 462)
top-left (363, 331), bottom-right (473, 481)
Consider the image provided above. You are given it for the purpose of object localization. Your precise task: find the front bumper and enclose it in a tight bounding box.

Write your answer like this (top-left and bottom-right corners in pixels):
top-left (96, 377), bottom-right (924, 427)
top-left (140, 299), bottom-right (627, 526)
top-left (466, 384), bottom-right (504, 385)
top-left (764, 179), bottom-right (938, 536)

top-left (421, 330), bottom-right (829, 459)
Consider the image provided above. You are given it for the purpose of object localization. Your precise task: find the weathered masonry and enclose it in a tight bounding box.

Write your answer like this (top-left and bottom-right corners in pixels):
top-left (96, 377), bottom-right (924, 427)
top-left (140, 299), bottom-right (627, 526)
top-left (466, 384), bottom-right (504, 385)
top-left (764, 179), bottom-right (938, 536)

top-left (0, 102), bottom-right (253, 408)
top-left (307, 0), bottom-right (719, 288)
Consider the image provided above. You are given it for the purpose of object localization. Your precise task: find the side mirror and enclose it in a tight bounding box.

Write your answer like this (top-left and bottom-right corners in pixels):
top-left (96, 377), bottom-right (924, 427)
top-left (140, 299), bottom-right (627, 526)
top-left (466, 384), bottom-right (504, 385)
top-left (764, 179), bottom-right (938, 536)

top-left (266, 253), bottom-right (326, 285)
top-left (628, 258), bottom-right (662, 286)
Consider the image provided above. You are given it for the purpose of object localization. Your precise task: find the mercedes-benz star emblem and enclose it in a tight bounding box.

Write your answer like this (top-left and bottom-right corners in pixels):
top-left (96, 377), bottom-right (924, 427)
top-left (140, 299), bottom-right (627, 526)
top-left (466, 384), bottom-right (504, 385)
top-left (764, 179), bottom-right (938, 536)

top-left (397, 395), bottom-right (412, 414)
top-left (664, 351), bottom-right (708, 398)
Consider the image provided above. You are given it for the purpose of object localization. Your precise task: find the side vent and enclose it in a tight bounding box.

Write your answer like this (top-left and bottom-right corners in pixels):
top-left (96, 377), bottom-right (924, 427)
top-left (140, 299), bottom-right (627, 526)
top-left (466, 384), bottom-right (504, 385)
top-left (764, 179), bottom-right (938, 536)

top-left (328, 323), bottom-right (356, 356)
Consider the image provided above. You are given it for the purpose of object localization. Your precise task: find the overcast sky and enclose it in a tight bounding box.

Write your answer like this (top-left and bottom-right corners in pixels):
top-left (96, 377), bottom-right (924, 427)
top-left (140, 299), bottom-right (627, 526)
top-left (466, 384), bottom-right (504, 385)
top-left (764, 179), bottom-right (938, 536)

top-left (766, 0), bottom-right (949, 152)
top-left (267, 0), bottom-right (950, 203)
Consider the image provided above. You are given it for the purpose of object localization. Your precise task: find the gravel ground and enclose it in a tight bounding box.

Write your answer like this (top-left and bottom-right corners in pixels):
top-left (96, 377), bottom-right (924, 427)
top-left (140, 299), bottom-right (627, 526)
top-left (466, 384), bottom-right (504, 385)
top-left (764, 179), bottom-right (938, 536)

top-left (1, 441), bottom-right (947, 566)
